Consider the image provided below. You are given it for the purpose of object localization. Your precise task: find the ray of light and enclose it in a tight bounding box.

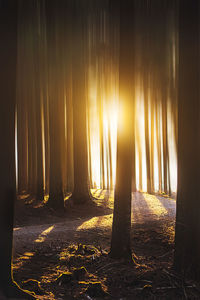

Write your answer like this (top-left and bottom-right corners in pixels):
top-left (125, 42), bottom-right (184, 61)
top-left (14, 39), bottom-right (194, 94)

top-left (77, 215), bottom-right (113, 231)
top-left (34, 225), bottom-right (55, 243)
top-left (143, 193), bottom-right (168, 217)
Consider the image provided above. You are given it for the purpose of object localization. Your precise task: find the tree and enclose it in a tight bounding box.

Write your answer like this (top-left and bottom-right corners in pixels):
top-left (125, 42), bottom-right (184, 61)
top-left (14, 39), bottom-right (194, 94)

top-left (45, 0), bottom-right (65, 210)
top-left (34, 1), bottom-right (45, 201)
top-left (174, 0), bottom-right (200, 279)
top-left (71, 0), bottom-right (91, 204)
top-left (110, 0), bottom-right (135, 259)
top-left (0, 1), bottom-right (34, 298)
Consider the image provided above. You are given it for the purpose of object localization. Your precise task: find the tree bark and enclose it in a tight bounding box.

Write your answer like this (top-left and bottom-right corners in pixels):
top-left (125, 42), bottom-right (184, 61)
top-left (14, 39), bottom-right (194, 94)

top-left (110, 0), bottom-right (135, 259)
top-left (0, 2), bottom-right (33, 298)
top-left (46, 0), bottom-right (64, 209)
top-left (174, 0), bottom-right (200, 280)
top-left (71, 0), bottom-right (90, 204)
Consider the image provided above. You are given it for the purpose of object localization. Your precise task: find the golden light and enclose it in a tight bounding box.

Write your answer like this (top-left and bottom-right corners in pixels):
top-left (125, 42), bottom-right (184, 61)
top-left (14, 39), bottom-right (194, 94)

top-left (34, 225), bottom-right (55, 243)
top-left (143, 193), bottom-right (168, 217)
top-left (77, 215), bottom-right (113, 231)
top-left (13, 252), bottom-right (35, 270)
top-left (88, 86), bottom-right (177, 194)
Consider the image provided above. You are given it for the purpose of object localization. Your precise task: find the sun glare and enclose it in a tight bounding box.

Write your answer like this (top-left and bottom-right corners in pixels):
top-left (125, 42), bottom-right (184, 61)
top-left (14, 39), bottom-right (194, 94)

top-left (88, 88), bottom-right (177, 193)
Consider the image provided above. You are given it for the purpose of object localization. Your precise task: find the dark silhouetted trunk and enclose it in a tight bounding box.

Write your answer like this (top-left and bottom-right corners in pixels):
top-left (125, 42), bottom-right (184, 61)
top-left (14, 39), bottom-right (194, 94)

top-left (72, 0), bottom-right (90, 204)
top-left (110, 0), bottom-right (135, 259)
top-left (144, 82), bottom-right (151, 194)
top-left (46, 0), bottom-right (64, 209)
top-left (155, 102), bottom-right (162, 192)
top-left (174, 0), bottom-right (200, 280)
top-left (0, 1), bottom-right (17, 290)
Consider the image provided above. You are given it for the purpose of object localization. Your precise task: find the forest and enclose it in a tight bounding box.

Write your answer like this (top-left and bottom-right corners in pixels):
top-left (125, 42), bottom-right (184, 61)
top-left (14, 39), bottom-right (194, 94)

top-left (0, 0), bottom-right (200, 299)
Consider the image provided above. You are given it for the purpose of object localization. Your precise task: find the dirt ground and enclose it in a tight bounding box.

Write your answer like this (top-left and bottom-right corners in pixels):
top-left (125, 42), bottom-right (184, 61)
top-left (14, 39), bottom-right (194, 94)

top-left (12, 191), bottom-right (200, 299)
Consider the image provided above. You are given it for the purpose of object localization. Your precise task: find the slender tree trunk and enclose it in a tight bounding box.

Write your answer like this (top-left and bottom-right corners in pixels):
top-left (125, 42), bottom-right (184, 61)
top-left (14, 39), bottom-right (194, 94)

top-left (108, 127), bottom-right (113, 190)
top-left (16, 41), bottom-right (29, 194)
top-left (35, 93), bottom-right (44, 201)
top-left (71, 0), bottom-right (90, 204)
top-left (35, 4), bottom-right (45, 201)
top-left (156, 101), bottom-right (162, 193)
top-left (46, 0), bottom-right (64, 209)
top-left (66, 86), bottom-right (74, 192)
top-left (98, 81), bottom-right (106, 190)
top-left (27, 86), bottom-right (37, 196)
top-left (162, 96), bottom-right (168, 194)
top-left (136, 127), bottom-right (142, 191)
top-left (142, 8), bottom-right (151, 194)
top-left (87, 107), bottom-right (93, 189)
top-left (144, 85), bottom-right (151, 194)
top-left (35, 66), bottom-right (44, 201)
top-left (150, 99), bottom-right (155, 192)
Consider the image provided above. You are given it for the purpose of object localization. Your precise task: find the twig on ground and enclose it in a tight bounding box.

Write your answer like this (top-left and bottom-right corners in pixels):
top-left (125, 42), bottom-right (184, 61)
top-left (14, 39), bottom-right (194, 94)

top-left (157, 250), bottom-right (173, 258)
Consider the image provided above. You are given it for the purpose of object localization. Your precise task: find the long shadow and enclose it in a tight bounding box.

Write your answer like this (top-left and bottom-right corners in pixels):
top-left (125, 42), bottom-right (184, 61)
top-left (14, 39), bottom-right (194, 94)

top-left (131, 192), bottom-right (175, 261)
top-left (132, 192), bottom-right (153, 224)
top-left (13, 212), bottom-right (110, 298)
top-left (13, 187), bottom-right (114, 294)
top-left (13, 192), bottom-right (176, 299)
top-left (155, 194), bottom-right (176, 218)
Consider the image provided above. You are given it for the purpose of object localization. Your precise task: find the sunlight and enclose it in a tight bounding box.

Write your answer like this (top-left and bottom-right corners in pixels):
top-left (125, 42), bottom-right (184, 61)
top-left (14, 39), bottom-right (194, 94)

top-left (14, 227), bottom-right (21, 231)
top-left (13, 252), bottom-right (35, 270)
top-left (88, 89), bottom-right (118, 190)
top-left (89, 86), bottom-right (177, 194)
top-left (77, 215), bottom-right (113, 231)
top-left (34, 225), bottom-right (55, 243)
top-left (103, 99), bottom-right (118, 188)
top-left (143, 193), bottom-right (168, 217)
top-left (91, 189), bottom-right (105, 199)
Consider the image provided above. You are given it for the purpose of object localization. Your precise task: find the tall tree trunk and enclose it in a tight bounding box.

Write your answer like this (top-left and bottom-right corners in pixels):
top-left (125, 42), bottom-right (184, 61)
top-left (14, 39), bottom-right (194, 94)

top-left (108, 126), bottom-right (113, 190)
top-left (71, 0), bottom-right (90, 204)
top-left (162, 95), bottom-right (169, 194)
top-left (16, 32), bottom-right (29, 194)
top-left (150, 99), bottom-right (155, 192)
top-left (110, 0), bottom-right (135, 259)
top-left (144, 84), bottom-right (151, 194)
top-left (174, 0), bottom-right (200, 280)
top-left (98, 79), bottom-right (106, 190)
top-left (35, 3), bottom-right (45, 201)
top-left (156, 101), bottom-right (162, 193)
top-left (66, 86), bottom-right (74, 192)
top-left (46, 0), bottom-right (64, 209)
top-left (0, 2), bottom-right (34, 298)
top-left (27, 84), bottom-right (37, 196)
top-left (142, 6), bottom-right (151, 194)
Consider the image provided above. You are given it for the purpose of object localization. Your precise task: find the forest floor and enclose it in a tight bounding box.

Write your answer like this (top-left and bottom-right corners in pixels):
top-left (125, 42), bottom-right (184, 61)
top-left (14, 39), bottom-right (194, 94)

top-left (12, 191), bottom-right (200, 299)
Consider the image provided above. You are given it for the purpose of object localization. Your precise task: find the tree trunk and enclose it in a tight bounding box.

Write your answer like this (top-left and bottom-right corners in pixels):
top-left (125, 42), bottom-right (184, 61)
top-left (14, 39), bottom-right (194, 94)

top-left (0, 2), bottom-right (32, 298)
top-left (71, 0), bottom-right (90, 204)
top-left (144, 84), bottom-right (151, 194)
top-left (162, 96), bottom-right (169, 194)
top-left (0, 1), bottom-right (17, 291)
top-left (110, 0), bottom-right (135, 259)
top-left (46, 0), bottom-right (64, 209)
top-left (174, 0), bottom-right (200, 280)
top-left (155, 102), bottom-right (162, 193)
top-left (98, 78), bottom-right (106, 190)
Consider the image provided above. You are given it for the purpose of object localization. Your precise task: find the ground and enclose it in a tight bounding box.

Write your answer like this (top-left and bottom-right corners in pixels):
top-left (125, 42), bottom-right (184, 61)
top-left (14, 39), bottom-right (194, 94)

top-left (12, 191), bottom-right (200, 299)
